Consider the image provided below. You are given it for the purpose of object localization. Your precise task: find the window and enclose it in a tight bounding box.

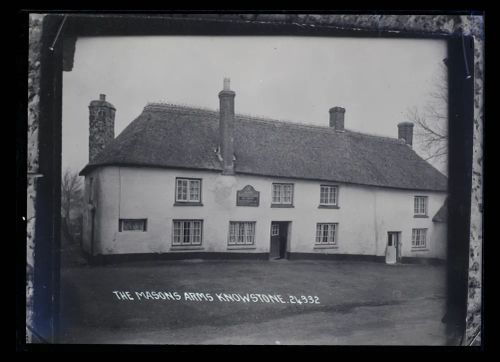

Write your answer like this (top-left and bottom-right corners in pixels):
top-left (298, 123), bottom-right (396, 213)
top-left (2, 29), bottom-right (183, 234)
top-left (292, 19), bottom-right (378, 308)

top-left (315, 223), bottom-right (338, 245)
top-left (272, 183), bottom-right (294, 205)
top-left (228, 222), bottom-right (256, 246)
top-left (172, 220), bottom-right (203, 246)
top-left (176, 178), bottom-right (201, 203)
top-left (320, 185), bottom-right (338, 206)
top-left (414, 196), bottom-right (428, 216)
top-left (119, 219), bottom-right (147, 232)
top-left (271, 224), bottom-right (279, 236)
top-left (412, 228), bottom-right (427, 249)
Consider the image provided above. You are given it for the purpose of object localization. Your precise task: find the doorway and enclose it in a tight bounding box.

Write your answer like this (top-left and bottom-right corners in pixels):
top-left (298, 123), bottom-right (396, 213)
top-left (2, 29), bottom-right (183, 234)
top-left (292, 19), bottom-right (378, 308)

top-left (270, 221), bottom-right (290, 259)
top-left (386, 231), bottom-right (401, 264)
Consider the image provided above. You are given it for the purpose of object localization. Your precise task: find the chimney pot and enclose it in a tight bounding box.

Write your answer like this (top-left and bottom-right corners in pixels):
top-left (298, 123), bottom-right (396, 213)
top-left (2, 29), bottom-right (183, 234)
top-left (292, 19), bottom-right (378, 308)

top-left (398, 122), bottom-right (414, 146)
top-left (223, 78), bottom-right (231, 91)
top-left (329, 107), bottom-right (346, 131)
top-left (99, 94), bottom-right (106, 101)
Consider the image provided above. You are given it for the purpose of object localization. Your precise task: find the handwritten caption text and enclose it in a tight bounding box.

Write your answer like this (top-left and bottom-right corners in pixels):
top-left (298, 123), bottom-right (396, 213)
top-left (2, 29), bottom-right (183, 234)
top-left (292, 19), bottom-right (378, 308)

top-left (112, 291), bottom-right (320, 305)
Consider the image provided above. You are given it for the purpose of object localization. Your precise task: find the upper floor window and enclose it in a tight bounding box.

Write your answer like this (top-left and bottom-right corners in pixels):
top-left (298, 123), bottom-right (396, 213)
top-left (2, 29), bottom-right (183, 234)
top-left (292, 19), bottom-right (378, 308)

top-left (412, 228), bottom-right (427, 249)
top-left (172, 220), bottom-right (203, 246)
top-left (272, 183), bottom-right (294, 206)
top-left (320, 185), bottom-right (338, 206)
top-left (315, 223), bottom-right (338, 245)
top-left (176, 178), bottom-right (201, 203)
top-left (414, 196), bottom-right (428, 216)
top-left (228, 222), bottom-right (256, 246)
top-left (119, 219), bottom-right (147, 232)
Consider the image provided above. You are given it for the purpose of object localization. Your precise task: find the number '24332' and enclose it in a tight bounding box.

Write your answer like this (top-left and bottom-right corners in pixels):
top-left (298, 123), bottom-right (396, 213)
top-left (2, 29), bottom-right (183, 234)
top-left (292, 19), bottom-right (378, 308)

top-left (289, 295), bottom-right (320, 304)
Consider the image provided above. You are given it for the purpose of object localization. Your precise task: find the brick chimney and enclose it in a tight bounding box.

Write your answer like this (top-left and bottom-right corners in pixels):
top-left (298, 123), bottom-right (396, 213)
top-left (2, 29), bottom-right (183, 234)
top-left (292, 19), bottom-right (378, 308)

top-left (218, 78), bottom-right (235, 175)
top-left (398, 122), bottom-right (414, 147)
top-left (89, 94), bottom-right (115, 162)
top-left (329, 107), bottom-right (345, 131)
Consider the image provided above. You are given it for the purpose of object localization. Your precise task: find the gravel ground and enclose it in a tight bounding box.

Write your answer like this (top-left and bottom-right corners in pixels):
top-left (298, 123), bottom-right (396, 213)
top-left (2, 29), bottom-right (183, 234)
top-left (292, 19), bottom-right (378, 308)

top-left (59, 258), bottom-right (448, 345)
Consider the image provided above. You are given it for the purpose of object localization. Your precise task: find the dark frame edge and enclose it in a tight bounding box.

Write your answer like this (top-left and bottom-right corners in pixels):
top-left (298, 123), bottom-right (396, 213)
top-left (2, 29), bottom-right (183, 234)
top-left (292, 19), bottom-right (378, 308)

top-left (23, 13), bottom-right (478, 349)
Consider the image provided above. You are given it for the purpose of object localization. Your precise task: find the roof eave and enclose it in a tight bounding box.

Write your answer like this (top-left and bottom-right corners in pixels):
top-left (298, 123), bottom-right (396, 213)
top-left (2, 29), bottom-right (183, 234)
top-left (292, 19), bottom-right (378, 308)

top-left (78, 162), bottom-right (447, 192)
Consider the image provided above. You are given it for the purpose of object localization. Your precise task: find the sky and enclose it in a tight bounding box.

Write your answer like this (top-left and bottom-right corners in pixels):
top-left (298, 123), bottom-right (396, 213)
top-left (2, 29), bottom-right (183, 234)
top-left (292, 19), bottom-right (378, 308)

top-left (63, 36), bottom-right (448, 175)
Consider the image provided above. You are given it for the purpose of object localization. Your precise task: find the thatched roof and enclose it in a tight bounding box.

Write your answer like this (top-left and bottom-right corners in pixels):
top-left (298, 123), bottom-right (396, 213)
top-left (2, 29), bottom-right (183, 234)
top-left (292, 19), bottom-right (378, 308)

top-left (80, 104), bottom-right (447, 192)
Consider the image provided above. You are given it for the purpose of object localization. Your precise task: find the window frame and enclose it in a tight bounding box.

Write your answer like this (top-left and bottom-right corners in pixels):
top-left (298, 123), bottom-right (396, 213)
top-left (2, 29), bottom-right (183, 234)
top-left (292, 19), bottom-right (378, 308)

top-left (315, 223), bottom-right (338, 246)
top-left (175, 177), bottom-right (202, 205)
top-left (271, 183), bottom-right (294, 207)
top-left (414, 195), bottom-right (428, 217)
top-left (119, 218), bottom-right (148, 232)
top-left (228, 221), bottom-right (257, 246)
top-left (319, 184), bottom-right (339, 207)
top-left (271, 223), bottom-right (279, 236)
top-left (411, 228), bottom-right (428, 249)
top-left (172, 219), bottom-right (203, 246)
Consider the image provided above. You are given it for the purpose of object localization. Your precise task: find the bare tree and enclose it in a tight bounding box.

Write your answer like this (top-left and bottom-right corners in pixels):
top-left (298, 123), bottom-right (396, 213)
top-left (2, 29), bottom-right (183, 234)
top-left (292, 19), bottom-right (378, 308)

top-left (61, 168), bottom-right (84, 243)
top-left (407, 62), bottom-right (448, 168)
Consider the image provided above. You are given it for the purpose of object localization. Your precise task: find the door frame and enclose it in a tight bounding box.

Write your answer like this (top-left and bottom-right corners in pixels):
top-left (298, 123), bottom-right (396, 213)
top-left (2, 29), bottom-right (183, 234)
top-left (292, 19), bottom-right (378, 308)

top-left (270, 221), bottom-right (292, 259)
top-left (387, 231), bottom-right (402, 263)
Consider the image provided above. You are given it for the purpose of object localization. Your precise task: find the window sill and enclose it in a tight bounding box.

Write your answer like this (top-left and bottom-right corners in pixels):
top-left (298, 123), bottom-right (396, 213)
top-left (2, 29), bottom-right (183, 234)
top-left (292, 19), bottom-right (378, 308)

top-left (271, 204), bottom-right (294, 208)
top-left (314, 245), bottom-right (338, 249)
top-left (174, 202), bottom-right (204, 206)
top-left (318, 205), bottom-right (340, 209)
top-left (227, 246), bottom-right (257, 250)
top-left (411, 248), bottom-right (429, 252)
top-left (413, 215), bottom-right (429, 218)
top-left (170, 246), bottom-right (204, 251)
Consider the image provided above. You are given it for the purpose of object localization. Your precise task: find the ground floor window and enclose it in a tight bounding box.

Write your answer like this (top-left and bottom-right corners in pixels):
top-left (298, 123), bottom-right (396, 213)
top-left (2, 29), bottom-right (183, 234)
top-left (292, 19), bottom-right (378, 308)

top-left (412, 228), bottom-right (427, 249)
top-left (119, 219), bottom-right (147, 232)
top-left (315, 223), bottom-right (338, 245)
top-left (173, 220), bottom-right (203, 246)
top-left (228, 222), bottom-right (256, 246)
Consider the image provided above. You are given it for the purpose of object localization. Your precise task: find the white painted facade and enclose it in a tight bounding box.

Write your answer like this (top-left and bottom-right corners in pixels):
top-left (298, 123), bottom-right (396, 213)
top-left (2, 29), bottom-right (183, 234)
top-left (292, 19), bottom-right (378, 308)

top-left (82, 166), bottom-right (447, 260)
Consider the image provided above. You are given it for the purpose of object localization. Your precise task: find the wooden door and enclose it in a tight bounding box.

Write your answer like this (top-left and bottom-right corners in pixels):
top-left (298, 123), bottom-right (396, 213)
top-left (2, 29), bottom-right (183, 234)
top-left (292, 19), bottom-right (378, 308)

top-left (279, 223), bottom-right (288, 258)
top-left (386, 232), bottom-right (399, 264)
top-left (270, 222), bottom-right (281, 259)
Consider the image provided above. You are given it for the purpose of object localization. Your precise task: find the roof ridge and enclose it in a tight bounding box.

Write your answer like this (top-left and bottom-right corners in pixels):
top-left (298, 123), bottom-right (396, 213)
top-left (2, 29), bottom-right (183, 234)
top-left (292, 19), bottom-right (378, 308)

top-left (145, 102), bottom-right (218, 115)
top-left (143, 102), bottom-right (404, 144)
top-left (345, 130), bottom-right (406, 144)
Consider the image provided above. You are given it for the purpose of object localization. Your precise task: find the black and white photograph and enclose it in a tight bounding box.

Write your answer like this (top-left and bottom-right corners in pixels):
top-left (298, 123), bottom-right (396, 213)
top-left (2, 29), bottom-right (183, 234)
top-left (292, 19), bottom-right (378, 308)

top-left (22, 13), bottom-right (484, 349)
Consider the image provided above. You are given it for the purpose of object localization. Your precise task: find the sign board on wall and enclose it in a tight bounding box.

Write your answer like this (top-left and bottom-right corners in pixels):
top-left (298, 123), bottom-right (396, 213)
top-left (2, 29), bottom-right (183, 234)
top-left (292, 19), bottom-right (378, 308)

top-left (236, 185), bottom-right (260, 207)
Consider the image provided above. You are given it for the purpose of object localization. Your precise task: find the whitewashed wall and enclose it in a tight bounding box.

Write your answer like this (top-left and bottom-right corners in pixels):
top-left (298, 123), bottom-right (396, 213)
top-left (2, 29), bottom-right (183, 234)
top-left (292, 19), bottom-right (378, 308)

top-left (82, 166), bottom-right (447, 259)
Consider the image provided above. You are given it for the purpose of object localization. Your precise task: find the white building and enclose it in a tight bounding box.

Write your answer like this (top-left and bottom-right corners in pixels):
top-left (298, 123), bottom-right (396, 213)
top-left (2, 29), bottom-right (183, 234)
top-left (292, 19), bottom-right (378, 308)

top-left (80, 79), bottom-right (448, 264)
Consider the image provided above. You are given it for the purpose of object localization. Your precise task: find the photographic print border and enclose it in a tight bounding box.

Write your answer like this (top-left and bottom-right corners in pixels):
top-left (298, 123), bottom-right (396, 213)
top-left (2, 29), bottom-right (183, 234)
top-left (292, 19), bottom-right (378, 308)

top-left (20, 12), bottom-right (483, 350)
